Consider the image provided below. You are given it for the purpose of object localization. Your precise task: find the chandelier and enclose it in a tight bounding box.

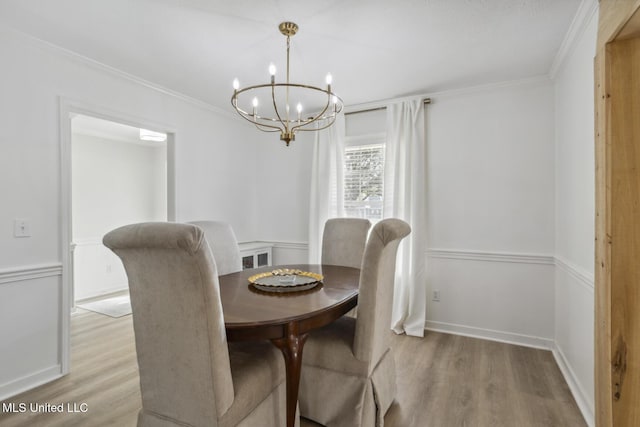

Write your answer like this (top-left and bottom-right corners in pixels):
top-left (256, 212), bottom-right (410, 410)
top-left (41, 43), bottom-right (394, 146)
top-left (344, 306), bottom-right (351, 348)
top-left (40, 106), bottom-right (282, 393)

top-left (231, 22), bottom-right (344, 146)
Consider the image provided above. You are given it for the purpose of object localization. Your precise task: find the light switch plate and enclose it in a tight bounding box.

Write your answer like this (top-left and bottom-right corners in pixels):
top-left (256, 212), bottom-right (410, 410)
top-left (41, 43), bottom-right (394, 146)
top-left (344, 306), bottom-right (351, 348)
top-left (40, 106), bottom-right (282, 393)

top-left (14, 219), bottom-right (31, 237)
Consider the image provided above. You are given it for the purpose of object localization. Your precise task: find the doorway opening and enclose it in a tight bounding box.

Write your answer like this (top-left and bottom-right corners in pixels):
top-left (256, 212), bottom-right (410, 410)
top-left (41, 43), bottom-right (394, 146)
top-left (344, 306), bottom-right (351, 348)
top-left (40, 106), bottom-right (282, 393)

top-left (70, 114), bottom-right (169, 307)
top-left (58, 99), bottom-right (177, 374)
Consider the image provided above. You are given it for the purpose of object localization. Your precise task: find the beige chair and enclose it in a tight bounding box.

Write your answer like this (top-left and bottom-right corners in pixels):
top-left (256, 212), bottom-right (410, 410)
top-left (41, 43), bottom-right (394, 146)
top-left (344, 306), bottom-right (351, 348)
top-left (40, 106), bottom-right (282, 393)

top-left (103, 222), bottom-right (291, 427)
top-left (321, 218), bottom-right (371, 269)
top-left (188, 220), bottom-right (242, 276)
top-left (322, 218), bottom-right (371, 319)
top-left (299, 218), bottom-right (411, 427)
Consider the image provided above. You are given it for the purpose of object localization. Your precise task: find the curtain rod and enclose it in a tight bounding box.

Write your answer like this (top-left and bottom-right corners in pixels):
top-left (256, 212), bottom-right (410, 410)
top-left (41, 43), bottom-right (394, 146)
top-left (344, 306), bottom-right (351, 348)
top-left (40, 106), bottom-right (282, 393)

top-left (344, 98), bottom-right (431, 116)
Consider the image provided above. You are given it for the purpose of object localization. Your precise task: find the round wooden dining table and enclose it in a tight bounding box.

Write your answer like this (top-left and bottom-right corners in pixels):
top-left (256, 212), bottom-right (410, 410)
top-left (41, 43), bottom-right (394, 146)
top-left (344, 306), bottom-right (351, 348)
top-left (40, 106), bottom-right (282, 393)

top-left (218, 264), bottom-right (360, 427)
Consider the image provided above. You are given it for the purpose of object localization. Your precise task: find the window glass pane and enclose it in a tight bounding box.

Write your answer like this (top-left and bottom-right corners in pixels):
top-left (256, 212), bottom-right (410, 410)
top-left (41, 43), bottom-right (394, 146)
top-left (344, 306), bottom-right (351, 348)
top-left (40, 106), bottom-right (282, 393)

top-left (344, 143), bottom-right (384, 221)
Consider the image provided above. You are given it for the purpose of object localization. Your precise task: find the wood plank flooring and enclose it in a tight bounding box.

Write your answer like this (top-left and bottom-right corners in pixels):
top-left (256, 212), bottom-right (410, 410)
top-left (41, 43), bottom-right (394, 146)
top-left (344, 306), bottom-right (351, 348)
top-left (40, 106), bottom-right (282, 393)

top-left (0, 309), bottom-right (586, 427)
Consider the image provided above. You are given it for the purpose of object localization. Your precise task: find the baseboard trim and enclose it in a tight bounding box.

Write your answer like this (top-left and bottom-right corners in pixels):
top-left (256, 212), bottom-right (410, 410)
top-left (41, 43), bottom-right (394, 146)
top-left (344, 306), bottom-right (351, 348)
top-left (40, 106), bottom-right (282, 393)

top-left (0, 263), bottom-right (63, 285)
top-left (424, 320), bottom-right (554, 350)
top-left (0, 365), bottom-right (62, 401)
top-left (74, 285), bottom-right (129, 305)
top-left (552, 344), bottom-right (595, 427)
top-left (424, 320), bottom-right (593, 426)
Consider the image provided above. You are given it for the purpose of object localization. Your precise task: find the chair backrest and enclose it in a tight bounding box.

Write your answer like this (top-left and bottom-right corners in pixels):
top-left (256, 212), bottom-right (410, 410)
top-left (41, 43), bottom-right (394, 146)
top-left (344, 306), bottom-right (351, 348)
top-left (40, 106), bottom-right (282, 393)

top-left (321, 218), bottom-right (372, 269)
top-left (353, 218), bottom-right (411, 366)
top-left (188, 220), bottom-right (242, 276)
top-left (103, 222), bottom-right (234, 426)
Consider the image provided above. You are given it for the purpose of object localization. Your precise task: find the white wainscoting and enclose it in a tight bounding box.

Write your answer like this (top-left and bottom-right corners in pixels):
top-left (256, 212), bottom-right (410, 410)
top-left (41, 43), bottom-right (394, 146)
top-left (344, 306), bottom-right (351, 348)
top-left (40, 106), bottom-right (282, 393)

top-left (270, 241), bottom-right (309, 265)
top-left (425, 249), bottom-right (556, 349)
top-left (0, 264), bottom-right (64, 400)
top-left (0, 248), bottom-right (594, 427)
top-left (554, 256), bottom-right (594, 427)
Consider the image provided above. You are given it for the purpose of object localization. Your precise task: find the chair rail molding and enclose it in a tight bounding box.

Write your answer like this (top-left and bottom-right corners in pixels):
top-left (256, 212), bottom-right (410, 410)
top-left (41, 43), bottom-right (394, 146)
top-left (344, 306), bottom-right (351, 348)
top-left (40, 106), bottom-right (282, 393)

top-left (426, 248), bottom-right (555, 265)
top-left (0, 263), bottom-right (62, 285)
top-left (270, 241), bottom-right (309, 251)
top-left (555, 256), bottom-right (594, 291)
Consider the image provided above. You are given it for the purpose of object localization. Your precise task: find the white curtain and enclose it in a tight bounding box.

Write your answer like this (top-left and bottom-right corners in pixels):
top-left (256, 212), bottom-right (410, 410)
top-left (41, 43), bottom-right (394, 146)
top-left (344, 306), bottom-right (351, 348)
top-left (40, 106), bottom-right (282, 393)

top-left (384, 98), bottom-right (427, 337)
top-left (308, 115), bottom-right (345, 263)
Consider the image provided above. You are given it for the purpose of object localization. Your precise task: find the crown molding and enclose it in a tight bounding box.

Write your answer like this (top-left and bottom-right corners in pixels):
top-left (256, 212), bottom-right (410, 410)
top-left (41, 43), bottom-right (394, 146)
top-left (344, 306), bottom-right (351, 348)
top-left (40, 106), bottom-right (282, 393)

top-left (1, 25), bottom-right (236, 120)
top-left (549, 0), bottom-right (599, 79)
top-left (345, 75), bottom-right (552, 114)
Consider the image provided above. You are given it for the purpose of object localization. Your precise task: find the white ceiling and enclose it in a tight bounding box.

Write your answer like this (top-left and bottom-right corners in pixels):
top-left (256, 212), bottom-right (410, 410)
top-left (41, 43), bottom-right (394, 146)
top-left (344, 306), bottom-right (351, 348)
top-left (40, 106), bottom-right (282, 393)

top-left (0, 0), bottom-right (582, 111)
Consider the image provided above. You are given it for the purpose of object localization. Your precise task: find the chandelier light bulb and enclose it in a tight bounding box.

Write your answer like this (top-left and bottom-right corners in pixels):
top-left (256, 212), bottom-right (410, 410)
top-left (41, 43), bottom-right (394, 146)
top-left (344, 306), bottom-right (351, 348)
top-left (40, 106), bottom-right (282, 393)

top-left (269, 63), bottom-right (277, 76)
top-left (325, 73), bottom-right (333, 85)
top-left (252, 97), bottom-right (259, 107)
top-left (233, 78), bottom-right (239, 90)
top-left (332, 95), bottom-right (338, 104)
top-left (296, 103), bottom-right (303, 113)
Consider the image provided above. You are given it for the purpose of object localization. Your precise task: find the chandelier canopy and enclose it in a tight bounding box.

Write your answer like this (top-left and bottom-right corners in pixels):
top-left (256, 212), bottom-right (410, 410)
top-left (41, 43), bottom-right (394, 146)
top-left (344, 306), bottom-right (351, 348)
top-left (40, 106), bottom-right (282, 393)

top-left (231, 22), bottom-right (344, 146)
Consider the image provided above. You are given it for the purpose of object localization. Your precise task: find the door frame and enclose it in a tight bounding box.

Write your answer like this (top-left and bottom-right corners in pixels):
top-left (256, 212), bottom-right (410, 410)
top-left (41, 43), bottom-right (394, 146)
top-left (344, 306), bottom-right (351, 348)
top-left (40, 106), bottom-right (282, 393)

top-left (595, 1), bottom-right (640, 425)
top-left (58, 97), bottom-right (177, 374)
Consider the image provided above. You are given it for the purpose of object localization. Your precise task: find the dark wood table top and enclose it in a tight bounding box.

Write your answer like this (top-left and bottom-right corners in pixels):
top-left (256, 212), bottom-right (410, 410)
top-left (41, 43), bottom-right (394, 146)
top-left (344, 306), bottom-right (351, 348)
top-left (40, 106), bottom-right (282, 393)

top-left (219, 263), bottom-right (360, 341)
top-left (219, 263), bottom-right (360, 427)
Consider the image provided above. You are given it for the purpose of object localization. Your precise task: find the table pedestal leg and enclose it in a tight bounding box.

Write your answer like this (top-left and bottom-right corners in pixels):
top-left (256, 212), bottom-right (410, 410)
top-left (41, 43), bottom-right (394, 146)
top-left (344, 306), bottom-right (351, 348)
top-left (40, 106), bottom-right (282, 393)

top-left (272, 322), bottom-right (308, 427)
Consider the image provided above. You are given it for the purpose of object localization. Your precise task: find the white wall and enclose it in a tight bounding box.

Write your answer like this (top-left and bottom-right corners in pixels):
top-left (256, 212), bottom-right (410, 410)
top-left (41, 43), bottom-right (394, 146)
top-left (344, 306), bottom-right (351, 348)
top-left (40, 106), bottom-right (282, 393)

top-left (0, 26), bottom-right (259, 399)
top-left (253, 77), bottom-right (558, 347)
top-left (253, 131), bottom-right (315, 245)
top-left (424, 78), bottom-right (557, 346)
top-left (552, 4), bottom-right (597, 424)
top-left (72, 134), bottom-right (167, 238)
top-left (71, 133), bottom-right (167, 300)
top-left (0, 9), bottom-right (597, 422)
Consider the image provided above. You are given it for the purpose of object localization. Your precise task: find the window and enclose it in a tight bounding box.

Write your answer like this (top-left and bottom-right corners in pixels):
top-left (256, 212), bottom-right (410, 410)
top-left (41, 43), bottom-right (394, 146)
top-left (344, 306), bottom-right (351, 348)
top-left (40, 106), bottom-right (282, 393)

top-left (343, 143), bottom-right (385, 221)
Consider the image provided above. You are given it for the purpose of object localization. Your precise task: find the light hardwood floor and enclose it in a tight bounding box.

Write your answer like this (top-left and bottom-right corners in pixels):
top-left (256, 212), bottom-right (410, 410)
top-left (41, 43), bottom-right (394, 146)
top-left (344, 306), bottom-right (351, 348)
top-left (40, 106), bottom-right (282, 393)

top-left (0, 309), bottom-right (586, 427)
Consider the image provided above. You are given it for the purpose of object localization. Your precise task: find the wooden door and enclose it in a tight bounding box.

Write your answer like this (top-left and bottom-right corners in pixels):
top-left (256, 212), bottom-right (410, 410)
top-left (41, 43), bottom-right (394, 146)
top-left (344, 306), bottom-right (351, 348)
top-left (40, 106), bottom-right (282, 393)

top-left (595, 1), bottom-right (640, 426)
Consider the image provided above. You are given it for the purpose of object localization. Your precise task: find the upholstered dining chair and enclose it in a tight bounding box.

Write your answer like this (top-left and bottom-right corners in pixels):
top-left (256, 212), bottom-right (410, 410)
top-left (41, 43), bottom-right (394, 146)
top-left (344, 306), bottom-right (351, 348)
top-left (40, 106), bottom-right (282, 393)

top-left (322, 218), bottom-right (371, 318)
top-left (188, 220), bottom-right (242, 276)
top-left (299, 218), bottom-right (411, 427)
top-left (103, 222), bottom-right (291, 427)
top-left (321, 218), bottom-right (371, 269)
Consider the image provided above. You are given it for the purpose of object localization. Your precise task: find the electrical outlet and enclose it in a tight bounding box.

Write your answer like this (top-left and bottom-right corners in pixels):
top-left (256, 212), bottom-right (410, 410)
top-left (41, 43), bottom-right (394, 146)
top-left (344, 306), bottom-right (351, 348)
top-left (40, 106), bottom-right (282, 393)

top-left (432, 290), bottom-right (440, 302)
top-left (13, 219), bottom-right (31, 238)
